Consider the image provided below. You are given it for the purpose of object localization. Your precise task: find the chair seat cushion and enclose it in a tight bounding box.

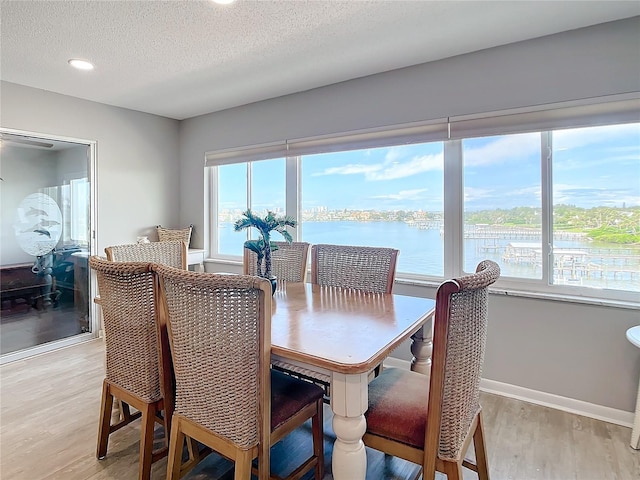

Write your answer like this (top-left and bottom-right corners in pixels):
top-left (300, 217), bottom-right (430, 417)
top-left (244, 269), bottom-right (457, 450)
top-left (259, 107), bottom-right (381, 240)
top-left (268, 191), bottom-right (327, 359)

top-left (271, 369), bottom-right (324, 431)
top-left (365, 367), bottom-right (430, 449)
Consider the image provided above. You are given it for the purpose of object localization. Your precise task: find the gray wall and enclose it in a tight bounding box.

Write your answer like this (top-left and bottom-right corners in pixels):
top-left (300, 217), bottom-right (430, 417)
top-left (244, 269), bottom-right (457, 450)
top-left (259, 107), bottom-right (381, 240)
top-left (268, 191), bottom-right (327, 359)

top-left (179, 18), bottom-right (640, 412)
top-left (1, 82), bottom-right (181, 252)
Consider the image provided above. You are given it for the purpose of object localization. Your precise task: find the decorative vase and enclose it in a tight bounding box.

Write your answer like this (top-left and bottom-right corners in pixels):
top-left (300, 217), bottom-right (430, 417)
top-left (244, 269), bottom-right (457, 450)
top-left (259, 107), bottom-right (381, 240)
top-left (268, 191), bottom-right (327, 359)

top-left (269, 276), bottom-right (277, 295)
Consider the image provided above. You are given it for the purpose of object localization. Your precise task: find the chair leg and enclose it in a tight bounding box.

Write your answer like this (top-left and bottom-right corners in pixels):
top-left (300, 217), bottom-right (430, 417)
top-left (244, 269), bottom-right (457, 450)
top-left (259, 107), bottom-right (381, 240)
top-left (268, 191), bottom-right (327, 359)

top-left (121, 401), bottom-right (132, 421)
top-left (442, 460), bottom-right (464, 480)
top-left (138, 402), bottom-right (156, 480)
top-left (186, 437), bottom-right (199, 463)
top-left (166, 416), bottom-right (186, 480)
top-left (474, 412), bottom-right (490, 480)
top-left (97, 380), bottom-right (113, 459)
top-left (179, 436), bottom-right (205, 477)
top-left (112, 398), bottom-right (124, 424)
top-left (234, 450), bottom-right (253, 480)
top-left (312, 399), bottom-right (324, 480)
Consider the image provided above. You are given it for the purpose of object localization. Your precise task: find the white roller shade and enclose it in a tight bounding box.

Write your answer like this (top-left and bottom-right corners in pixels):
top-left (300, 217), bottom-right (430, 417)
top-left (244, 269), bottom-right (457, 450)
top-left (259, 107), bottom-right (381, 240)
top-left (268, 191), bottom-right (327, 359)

top-left (450, 96), bottom-right (640, 140)
top-left (204, 96), bottom-right (639, 166)
top-left (205, 141), bottom-right (287, 167)
top-left (205, 119), bottom-right (448, 167)
top-left (285, 118), bottom-right (448, 157)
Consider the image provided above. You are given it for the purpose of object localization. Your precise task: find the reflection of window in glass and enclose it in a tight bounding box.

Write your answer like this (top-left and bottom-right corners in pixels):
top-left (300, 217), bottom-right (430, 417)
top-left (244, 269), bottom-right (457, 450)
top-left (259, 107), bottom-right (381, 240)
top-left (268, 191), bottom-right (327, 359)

top-left (70, 178), bottom-right (89, 245)
top-left (60, 184), bottom-right (71, 243)
top-left (217, 158), bottom-right (286, 256)
top-left (300, 142), bottom-right (444, 276)
top-left (462, 133), bottom-right (542, 279)
top-left (43, 178), bottom-right (89, 247)
top-left (551, 123), bottom-right (640, 292)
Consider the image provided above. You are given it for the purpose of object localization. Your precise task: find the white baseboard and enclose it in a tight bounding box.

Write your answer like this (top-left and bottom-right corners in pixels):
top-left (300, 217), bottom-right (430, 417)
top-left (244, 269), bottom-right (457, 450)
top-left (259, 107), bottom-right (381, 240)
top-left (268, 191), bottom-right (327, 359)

top-left (383, 358), bottom-right (634, 428)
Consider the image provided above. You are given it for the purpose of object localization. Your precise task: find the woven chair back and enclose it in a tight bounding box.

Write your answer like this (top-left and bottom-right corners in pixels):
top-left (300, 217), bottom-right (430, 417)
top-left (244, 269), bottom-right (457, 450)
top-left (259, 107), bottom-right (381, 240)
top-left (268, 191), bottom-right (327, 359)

top-left (311, 244), bottom-right (399, 293)
top-left (105, 240), bottom-right (187, 269)
top-left (430, 259), bottom-right (500, 462)
top-left (89, 256), bottom-right (161, 403)
top-left (243, 241), bottom-right (310, 282)
top-left (156, 224), bottom-right (193, 246)
top-left (155, 265), bottom-right (272, 449)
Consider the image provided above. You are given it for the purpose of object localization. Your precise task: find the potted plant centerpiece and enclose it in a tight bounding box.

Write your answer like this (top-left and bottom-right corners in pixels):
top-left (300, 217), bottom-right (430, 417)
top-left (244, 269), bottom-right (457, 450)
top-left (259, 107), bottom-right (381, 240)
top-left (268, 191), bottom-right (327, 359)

top-left (233, 209), bottom-right (297, 293)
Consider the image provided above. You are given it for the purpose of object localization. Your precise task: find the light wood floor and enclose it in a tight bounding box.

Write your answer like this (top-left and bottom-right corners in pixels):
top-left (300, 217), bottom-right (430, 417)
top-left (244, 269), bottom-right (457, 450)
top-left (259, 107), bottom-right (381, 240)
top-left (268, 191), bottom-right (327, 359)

top-left (1, 339), bottom-right (638, 480)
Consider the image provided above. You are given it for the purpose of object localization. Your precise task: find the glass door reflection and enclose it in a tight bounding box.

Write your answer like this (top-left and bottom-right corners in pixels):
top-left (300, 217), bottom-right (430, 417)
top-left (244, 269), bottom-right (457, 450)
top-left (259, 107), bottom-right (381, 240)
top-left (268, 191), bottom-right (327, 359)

top-left (0, 131), bottom-right (94, 358)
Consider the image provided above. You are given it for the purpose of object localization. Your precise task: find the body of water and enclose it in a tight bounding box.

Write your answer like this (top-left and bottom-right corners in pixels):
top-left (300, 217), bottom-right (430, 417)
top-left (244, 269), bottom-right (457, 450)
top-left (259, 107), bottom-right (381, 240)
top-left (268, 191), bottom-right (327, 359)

top-left (220, 221), bottom-right (639, 292)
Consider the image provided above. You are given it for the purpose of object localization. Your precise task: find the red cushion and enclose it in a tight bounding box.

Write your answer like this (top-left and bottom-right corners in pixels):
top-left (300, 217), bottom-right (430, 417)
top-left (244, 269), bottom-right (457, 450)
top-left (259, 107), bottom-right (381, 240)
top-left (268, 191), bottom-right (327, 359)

top-left (365, 367), bottom-right (430, 449)
top-left (271, 369), bottom-right (324, 431)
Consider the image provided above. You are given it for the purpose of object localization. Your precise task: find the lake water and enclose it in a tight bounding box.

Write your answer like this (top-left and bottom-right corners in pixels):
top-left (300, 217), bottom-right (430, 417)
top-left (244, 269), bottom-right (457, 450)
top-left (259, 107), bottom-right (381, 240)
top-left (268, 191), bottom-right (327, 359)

top-left (220, 221), bottom-right (639, 292)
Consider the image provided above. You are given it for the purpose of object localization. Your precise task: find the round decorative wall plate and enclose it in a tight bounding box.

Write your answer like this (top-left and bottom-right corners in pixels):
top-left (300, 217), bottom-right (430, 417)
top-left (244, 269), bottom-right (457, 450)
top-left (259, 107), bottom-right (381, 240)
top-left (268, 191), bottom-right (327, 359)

top-left (14, 193), bottom-right (62, 257)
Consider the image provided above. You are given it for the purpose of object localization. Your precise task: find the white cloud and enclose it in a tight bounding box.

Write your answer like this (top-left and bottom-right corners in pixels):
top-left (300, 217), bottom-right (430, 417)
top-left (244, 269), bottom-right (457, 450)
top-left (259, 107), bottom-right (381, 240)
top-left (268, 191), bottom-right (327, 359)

top-left (384, 147), bottom-right (404, 163)
top-left (371, 188), bottom-right (428, 201)
top-left (464, 185), bottom-right (541, 207)
top-left (554, 183), bottom-right (640, 207)
top-left (504, 185), bottom-right (541, 199)
top-left (312, 150), bottom-right (443, 181)
top-left (312, 164), bottom-right (381, 176)
top-left (553, 123), bottom-right (640, 151)
top-left (366, 152), bottom-right (443, 180)
top-left (464, 132), bottom-right (540, 167)
top-left (464, 187), bottom-right (494, 202)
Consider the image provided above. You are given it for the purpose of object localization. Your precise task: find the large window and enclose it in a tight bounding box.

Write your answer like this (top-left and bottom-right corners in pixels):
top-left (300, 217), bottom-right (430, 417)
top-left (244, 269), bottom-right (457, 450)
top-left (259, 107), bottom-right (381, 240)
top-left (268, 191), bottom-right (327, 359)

top-left (300, 142), bottom-right (444, 276)
top-left (550, 123), bottom-right (640, 291)
top-left (208, 99), bottom-right (640, 302)
top-left (462, 132), bottom-right (543, 279)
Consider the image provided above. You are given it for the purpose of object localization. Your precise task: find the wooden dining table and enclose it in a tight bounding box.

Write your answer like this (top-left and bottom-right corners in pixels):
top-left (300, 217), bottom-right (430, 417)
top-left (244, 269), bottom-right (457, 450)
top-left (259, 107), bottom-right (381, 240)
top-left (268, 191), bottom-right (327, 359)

top-left (269, 282), bottom-right (436, 480)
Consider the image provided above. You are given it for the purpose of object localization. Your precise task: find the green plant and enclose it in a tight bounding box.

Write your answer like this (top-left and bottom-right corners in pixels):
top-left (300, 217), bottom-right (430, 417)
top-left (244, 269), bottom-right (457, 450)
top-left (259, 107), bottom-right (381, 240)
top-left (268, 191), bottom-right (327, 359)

top-left (233, 209), bottom-right (297, 279)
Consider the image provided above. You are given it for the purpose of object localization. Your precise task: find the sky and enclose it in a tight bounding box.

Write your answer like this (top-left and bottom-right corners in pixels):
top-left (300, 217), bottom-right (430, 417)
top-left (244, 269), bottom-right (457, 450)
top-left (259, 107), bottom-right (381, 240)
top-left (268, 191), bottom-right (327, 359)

top-left (219, 122), bottom-right (640, 213)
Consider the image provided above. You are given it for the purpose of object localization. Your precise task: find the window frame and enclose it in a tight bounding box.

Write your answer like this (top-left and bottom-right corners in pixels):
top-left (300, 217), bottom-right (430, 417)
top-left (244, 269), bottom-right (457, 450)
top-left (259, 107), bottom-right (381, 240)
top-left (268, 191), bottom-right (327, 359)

top-left (206, 95), bottom-right (640, 306)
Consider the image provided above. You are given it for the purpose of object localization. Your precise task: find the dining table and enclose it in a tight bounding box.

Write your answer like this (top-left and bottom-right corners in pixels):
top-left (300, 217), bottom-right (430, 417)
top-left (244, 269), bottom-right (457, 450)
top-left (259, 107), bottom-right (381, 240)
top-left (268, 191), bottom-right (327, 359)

top-left (269, 281), bottom-right (436, 480)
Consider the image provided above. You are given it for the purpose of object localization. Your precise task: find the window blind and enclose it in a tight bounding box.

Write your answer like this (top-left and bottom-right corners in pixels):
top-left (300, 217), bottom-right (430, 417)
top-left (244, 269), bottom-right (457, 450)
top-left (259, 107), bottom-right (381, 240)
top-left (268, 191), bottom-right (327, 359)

top-left (285, 118), bottom-right (448, 157)
top-left (449, 96), bottom-right (640, 140)
top-left (205, 95), bottom-right (639, 166)
top-left (205, 141), bottom-right (287, 167)
top-left (205, 118), bottom-right (448, 167)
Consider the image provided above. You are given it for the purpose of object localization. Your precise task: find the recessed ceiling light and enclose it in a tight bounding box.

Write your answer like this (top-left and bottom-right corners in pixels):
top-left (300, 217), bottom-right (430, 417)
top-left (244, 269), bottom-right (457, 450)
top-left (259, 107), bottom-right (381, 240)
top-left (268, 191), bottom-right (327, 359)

top-left (211, 0), bottom-right (235, 4)
top-left (68, 59), bottom-right (94, 70)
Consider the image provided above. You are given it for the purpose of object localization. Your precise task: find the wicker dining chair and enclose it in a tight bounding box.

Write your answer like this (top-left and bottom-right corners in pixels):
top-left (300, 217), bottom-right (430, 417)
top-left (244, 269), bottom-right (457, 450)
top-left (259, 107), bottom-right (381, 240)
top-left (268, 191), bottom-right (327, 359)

top-left (89, 256), bottom-right (168, 480)
top-left (155, 265), bottom-right (324, 480)
top-left (243, 241), bottom-right (310, 282)
top-left (310, 243), bottom-right (399, 294)
top-left (103, 240), bottom-right (188, 436)
top-left (272, 243), bottom-right (399, 398)
top-left (105, 240), bottom-right (188, 270)
top-left (362, 260), bottom-right (501, 480)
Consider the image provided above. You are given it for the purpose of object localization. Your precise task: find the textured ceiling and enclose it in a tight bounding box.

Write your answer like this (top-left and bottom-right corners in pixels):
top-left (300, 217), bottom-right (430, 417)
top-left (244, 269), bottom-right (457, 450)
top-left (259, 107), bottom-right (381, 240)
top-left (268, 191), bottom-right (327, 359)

top-left (1, 1), bottom-right (639, 120)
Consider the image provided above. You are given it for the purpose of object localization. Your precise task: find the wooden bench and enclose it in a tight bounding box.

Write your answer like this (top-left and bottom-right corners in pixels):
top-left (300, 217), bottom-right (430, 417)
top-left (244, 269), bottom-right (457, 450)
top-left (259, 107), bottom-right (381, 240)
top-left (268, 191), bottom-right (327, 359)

top-left (1, 263), bottom-right (49, 314)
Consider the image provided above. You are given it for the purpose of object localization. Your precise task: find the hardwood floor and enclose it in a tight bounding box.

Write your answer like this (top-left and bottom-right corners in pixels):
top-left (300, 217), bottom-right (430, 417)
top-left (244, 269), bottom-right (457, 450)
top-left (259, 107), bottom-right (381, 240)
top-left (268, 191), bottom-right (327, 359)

top-left (1, 339), bottom-right (638, 479)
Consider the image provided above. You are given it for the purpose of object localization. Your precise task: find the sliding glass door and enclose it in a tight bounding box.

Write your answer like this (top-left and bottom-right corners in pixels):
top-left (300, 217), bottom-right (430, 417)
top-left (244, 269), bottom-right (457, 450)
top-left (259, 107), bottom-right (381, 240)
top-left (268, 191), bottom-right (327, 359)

top-left (0, 129), bottom-right (97, 362)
